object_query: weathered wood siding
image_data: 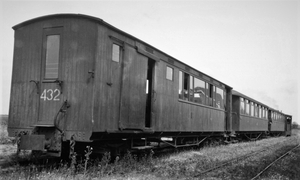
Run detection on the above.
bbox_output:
[231,96,240,131]
[271,118,285,132]
[154,62,226,132]
[9,22,42,131]
[59,18,96,134]
[9,14,231,139]
[239,116,268,131]
[9,17,97,138]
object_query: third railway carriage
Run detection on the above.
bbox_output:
[8,14,233,156]
[231,90,270,139]
[268,108,287,136]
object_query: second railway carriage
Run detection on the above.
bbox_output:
[231,90,269,139]
[8,14,233,156]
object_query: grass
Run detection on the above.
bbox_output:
[0,115,14,144]
[1,123,299,179]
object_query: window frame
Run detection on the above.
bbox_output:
[112,43,122,63]
[193,77,206,105]
[240,98,245,114]
[166,66,174,81]
[42,27,63,80]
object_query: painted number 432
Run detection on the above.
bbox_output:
[40,89,61,101]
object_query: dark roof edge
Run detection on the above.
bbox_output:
[232,90,286,114]
[12,13,103,30]
[232,90,269,107]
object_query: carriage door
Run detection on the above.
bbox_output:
[38,27,64,125]
[120,45,155,130]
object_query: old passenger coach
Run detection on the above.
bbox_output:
[8,14,291,156]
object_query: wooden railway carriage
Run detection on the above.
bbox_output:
[231,90,269,139]
[8,14,232,156]
[268,108,286,136]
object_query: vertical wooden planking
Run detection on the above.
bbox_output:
[62,18,96,132]
[9,22,43,130]
[120,45,147,129]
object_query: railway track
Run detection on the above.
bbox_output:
[250,144,300,180]
[193,139,297,178]
[193,145,273,178]
[193,142,300,179]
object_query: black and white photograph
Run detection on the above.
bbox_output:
[0,0,299,179]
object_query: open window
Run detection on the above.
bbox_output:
[216,87,224,109]
[245,99,250,115]
[178,71,190,101]
[240,98,245,114]
[250,102,254,116]
[207,83,215,107]
[194,78,205,104]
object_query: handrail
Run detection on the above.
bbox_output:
[54,100,70,133]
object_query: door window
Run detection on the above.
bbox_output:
[45,35,60,79]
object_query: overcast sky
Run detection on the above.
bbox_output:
[1,0,299,124]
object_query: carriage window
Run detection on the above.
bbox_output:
[259,105,262,118]
[166,66,173,81]
[194,78,205,104]
[265,109,268,119]
[179,71,183,99]
[207,84,215,107]
[216,87,224,109]
[45,35,60,79]
[245,100,250,115]
[240,98,245,114]
[189,76,194,101]
[250,102,254,116]
[254,104,258,117]
[183,73,189,101]
[112,44,120,62]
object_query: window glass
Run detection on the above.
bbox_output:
[254,104,258,117]
[207,84,214,107]
[240,98,245,114]
[250,102,254,116]
[216,87,224,109]
[112,44,120,62]
[166,66,173,81]
[183,73,189,100]
[189,76,194,101]
[45,35,60,79]
[223,90,227,109]
[194,78,206,104]
[265,109,268,119]
[258,105,261,118]
[245,100,250,115]
[178,71,183,99]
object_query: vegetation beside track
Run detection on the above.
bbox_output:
[1,124,300,179]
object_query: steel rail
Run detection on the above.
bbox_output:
[193,146,274,177]
[193,141,286,178]
[251,144,300,180]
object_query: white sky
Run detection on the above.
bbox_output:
[0,0,299,124]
